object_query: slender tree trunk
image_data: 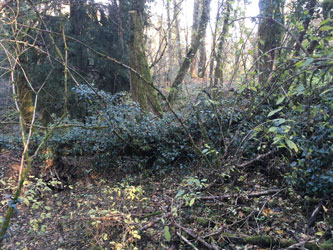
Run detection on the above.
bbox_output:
[214,0,231,87]
[129,10,162,116]
[209,0,224,86]
[166,0,173,85]
[113,0,125,55]
[189,0,200,77]
[173,0,182,65]
[198,37,207,78]
[168,0,211,103]
[199,0,211,79]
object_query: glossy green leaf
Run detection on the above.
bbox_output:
[189,198,195,206]
[276,96,285,105]
[286,139,298,153]
[320,25,333,31]
[268,107,283,117]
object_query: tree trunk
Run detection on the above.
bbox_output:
[198,0,210,79]
[198,37,207,78]
[209,0,224,87]
[166,0,173,85]
[189,0,200,77]
[257,0,284,86]
[173,0,182,65]
[17,73,34,131]
[168,0,211,103]
[129,10,162,117]
[214,0,231,87]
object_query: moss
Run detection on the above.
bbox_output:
[195,217,209,227]
[17,74,34,131]
[129,10,162,117]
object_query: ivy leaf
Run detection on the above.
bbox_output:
[164,226,171,242]
[296,84,305,95]
[273,118,286,125]
[176,189,185,198]
[320,19,330,26]
[303,58,314,68]
[295,60,304,68]
[268,107,283,117]
[269,127,277,132]
[320,26,333,31]
[189,198,195,207]
[276,96,285,105]
[286,139,298,153]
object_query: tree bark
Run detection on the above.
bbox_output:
[17,73,34,131]
[129,10,162,116]
[166,0,173,84]
[257,0,284,86]
[173,0,183,65]
[189,0,200,77]
[209,0,224,86]
[213,0,231,87]
[168,0,211,103]
[198,36,207,78]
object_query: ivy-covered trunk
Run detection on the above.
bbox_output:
[257,0,285,85]
[129,10,162,117]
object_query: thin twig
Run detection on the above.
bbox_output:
[236,151,275,168]
[0,0,14,11]
[140,212,172,231]
[200,189,281,201]
[176,231,199,250]
[256,189,283,219]
[173,221,219,250]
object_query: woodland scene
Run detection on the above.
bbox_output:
[0,0,332,249]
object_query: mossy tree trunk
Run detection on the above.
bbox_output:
[17,73,34,132]
[213,0,231,87]
[129,10,162,117]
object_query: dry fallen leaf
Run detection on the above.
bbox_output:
[276,229,283,235]
[263,208,273,217]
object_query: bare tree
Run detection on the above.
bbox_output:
[189,0,200,77]
[168,0,211,103]
[214,0,231,87]
[209,0,224,86]
[173,0,183,65]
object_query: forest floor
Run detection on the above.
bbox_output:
[0,150,332,250]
